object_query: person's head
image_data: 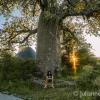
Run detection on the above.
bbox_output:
[47,71,52,75]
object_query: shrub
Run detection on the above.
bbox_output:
[0,52,36,81]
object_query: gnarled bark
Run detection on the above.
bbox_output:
[37,11,61,75]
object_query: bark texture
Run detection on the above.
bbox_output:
[37,11,61,75]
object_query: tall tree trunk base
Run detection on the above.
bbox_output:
[37,12,61,75]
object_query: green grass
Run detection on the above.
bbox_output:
[0,65,100,100]
[0,79,98,100]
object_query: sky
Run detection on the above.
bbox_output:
[85,35,100,57]
[0,15,5,29]
[0,11,100,57]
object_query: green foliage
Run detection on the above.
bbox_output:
[77,47,96,70]
[0,52,99,100]
[0,52,36,81]
[74,65,100,92]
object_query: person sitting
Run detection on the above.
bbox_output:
[44,71,54,88]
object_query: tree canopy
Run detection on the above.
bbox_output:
[0,0,100,54]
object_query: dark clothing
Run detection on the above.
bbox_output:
[47,73,52,78]
[47,72,52,82]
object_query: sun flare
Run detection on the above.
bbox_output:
[70,47,79,73]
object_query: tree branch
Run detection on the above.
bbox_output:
[59,0,100,20]
[0,28,37,42]
[20,30,37,43]
[11,28,37,44]
[37,0,48,11]
[61,25,79,43]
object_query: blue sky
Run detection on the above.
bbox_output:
[0,15,5,29]
[0,7,21,29]
[11,7,22,17]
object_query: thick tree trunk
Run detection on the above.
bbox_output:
[37,11,61,75]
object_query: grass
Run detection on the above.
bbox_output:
[0,78,98,100]
[0,65,100,100]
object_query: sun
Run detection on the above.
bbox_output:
[70,47,79,73]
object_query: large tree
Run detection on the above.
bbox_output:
[0,0,100,75]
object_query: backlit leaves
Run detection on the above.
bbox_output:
[74,1,86,13]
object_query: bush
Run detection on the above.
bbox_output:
[0,52,36,81]
[76,65,99,91]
